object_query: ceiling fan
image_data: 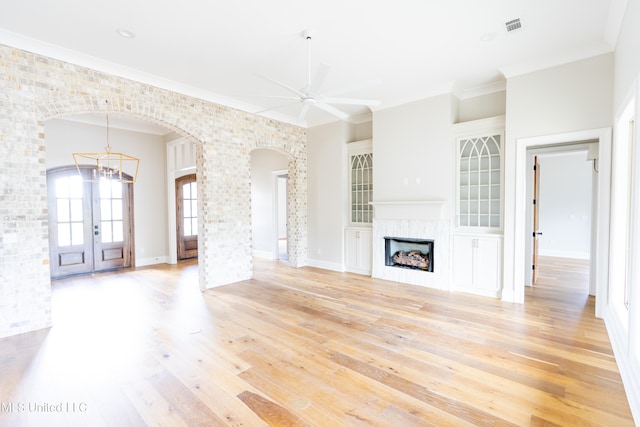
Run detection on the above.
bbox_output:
[256,30,381,123]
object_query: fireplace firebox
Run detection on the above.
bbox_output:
[384,237,434,272]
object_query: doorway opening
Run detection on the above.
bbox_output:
[176,174,198,260]
[249,149,290,261]
[47,165,134,278]
[527,146,595,293]
[512,128,611,317]
[275,171,288,261]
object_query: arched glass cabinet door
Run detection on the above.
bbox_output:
[457,134,502,229]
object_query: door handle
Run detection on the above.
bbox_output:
[533,231,543,237]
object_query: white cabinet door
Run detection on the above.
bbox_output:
[452,236,474,289]
[345,228,372,275]
[474,237,502,293]
[452,234,502,297]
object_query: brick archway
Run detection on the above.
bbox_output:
[0,45,306,338]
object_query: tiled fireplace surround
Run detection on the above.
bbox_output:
[371,201,451,290]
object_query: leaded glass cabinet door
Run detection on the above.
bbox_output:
[457,134,502,229]
[350,152,373,224]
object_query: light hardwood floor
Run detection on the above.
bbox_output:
[0,257,634,426]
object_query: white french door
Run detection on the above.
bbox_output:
[47,166,133,278]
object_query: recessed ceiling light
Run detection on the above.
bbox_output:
[480,32,497,42]
[116,28,136,39]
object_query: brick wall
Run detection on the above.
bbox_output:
[0,45,307,338]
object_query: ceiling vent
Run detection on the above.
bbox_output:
[505,18,522,33]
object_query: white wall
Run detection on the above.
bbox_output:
[373,94,454,211]
[250,149,288,259]
[306,121,353,270]
[503,53,614,303]
[537,151,593,259]
[609,0,640,421]
[614,0,640,109]
[458,91,506,123]
[44,118,168,265]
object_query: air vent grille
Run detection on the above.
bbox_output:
[505,18,522,32]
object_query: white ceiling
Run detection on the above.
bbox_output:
[0,0,629,130]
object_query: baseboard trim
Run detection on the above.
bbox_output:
[306,258,343,272]
[604,309,640,425]
[136,256,170,267]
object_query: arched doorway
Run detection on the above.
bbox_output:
[0,45,307,338]
[250,148,292,261]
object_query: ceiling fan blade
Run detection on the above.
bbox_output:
[314,102,349,120]
[322,97,381,107]
[257,74,306,98]
[308,63,330,94]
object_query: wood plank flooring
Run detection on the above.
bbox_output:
[0,257,634,426]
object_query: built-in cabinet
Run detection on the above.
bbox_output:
[452,234,503,297]
[345,227,372,275]
[452,116,504,297]
[345,139,373,274]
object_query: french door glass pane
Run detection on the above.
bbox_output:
[112,199,123,221]
[100,178,111,198]
[99,178,124,243]
[101,221,113,243]
[184,199,191,217]
[112,221,124,242]
[70,199,83,222]
[181,181,197,236]
[101,200,112,220]
[56,178,69,198]
[183,182,191,199]
[111,180,122,198]
[57,199,70,222]
[58,223,70,246]
[71,223,84,245]
[55,176,84,247]
[69,176,83,198]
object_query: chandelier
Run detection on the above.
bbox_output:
[72,114,140,183]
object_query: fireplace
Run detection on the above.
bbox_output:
[384,237,434,272]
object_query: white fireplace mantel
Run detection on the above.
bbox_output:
[370,200,448,221]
